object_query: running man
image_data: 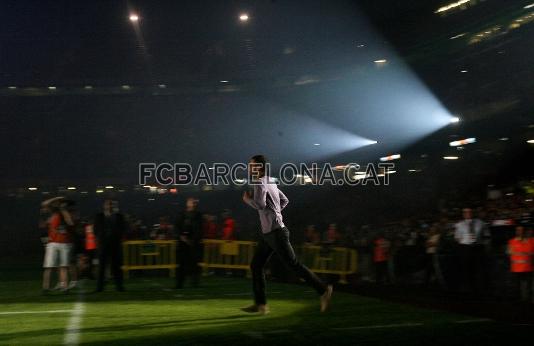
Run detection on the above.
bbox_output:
[241,155,333,315]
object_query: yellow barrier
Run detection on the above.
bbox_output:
[122,240,176,278]
[201,239,256,277]
[122,240,357,283]
[298,245,358,284]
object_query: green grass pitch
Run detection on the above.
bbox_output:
[0,264,531,345]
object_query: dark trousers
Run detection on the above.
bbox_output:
[97,242,123,291]
[459,244,484,293]
[251,228,327,305]
[513,272,533,302]
[176,241,200,288]
[83,249,96,279]
[375,261,388,284]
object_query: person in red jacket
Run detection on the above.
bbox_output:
[373,233,390,285]
[507,225,533,302]
[84,222,97,279]
[221,210,236,240]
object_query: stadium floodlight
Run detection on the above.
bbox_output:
[449,137,476,147]
[28,187,38,191]
[450,33,466,40]
[443,156,459,160]
[450,116,460,123]
[380,154,401,162]
[239,13,249,22]
[67,186,77,190]
[129,14,139,22]
[435,0,471,14]
[525,3,534,9]
[527,139,534,144]
[105,186,114,189]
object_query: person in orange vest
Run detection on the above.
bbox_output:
[221,210,236,240]
[507,225,533,302]
[374,232,390,285]
[84,222,97,279]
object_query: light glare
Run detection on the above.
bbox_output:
[449,137,476,147]
[380,154,401,162]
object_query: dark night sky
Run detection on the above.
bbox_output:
[1,0,533,183]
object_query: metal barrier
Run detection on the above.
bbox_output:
[122,240,357,283]
[298,245,358,284]
[122,240,176,278]
[201,239,256,276]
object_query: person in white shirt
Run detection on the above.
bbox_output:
[454,208,486,245]
[454,208,489,293]
[241,155,333,315]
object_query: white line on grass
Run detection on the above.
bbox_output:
[63,302,85,345]
[63,283,85,346]
[332,322,424,330]
[0,310,73,315]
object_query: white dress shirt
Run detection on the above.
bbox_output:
[454,219,486,245]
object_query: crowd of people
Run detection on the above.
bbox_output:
[38,188,534,303]
[332,193,534,304]
[39,196,236,294]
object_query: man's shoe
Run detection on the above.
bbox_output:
[241,304,269,315]
[241,304,259,313]
[258,305,270,315]
[320,285,333,313]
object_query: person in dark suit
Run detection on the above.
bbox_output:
[94,199,126,292]
[175,197,203,288]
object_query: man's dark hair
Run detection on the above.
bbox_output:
[250,154,269,176]
[251,154,268,166]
